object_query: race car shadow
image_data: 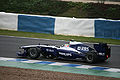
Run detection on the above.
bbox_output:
[17,56,110,66]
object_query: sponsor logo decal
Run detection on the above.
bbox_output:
[77,46,89,51]
[59,52,72,56]
[98,53,105,56]
[46,49,54,52]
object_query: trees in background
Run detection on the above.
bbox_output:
[0,0,119,19]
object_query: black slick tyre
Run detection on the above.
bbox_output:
[28,48,40,59]
[86,52,97,63]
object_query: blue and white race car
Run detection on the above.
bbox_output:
[17,41,111,63]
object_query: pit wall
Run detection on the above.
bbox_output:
[0,12,120,39]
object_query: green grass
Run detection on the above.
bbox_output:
[0,29,120,45]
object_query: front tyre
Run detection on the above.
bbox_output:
[86,52,97,63]
[28,48,40,59]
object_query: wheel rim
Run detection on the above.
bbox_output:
[87,55,93,61]
[30,49,37,57]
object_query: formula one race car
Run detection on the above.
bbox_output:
[17,40,111,63]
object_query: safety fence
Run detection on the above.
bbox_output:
[0,12,120,39]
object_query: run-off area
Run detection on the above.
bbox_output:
[0,57,120,79]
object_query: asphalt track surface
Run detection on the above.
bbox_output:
[0,35,120,69]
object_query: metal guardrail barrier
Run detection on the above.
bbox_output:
[61,0,120,5]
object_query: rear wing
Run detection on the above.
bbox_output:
[94,43,111,58]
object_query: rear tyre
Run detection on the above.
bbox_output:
[28,48,40,59]
[86,52,97,63]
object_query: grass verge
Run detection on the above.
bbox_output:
[0,29,120,45]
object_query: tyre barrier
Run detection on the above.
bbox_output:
[0,12,120,39]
